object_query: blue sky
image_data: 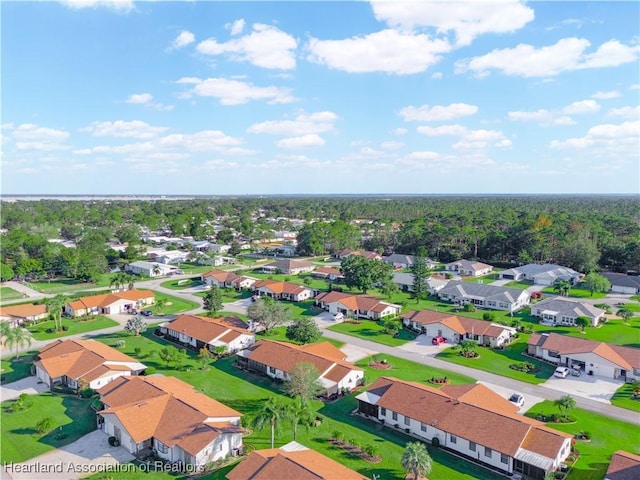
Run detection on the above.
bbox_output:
[2,1,639,194]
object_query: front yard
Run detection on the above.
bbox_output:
[328,319,417,347]
[26,276,115,294]
[541,284,606,299]
[524,401,640,480]
[149,290,200,315]
[610,383,640,412]
[1,353,37,384]
[27,315,119,341]
[0,286,24,301]
[160,277,202,290]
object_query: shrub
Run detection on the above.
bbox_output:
[463,303,476,312]
[145,366,156,375]
[431,436,440,448]
[114,340,126,348]
[134,347,142,357]
[62,325,69,331]
[482,312,496,321]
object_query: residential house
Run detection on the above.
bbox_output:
[64,290,155,317]
[605,451,640,480]
[527,333,640,380]
[438,281,531,312]
[356,377,573,480]
[161,314,255,354]
[252,280,314,302]
[209,244,232,254]
[315,291,401,320]
[335,249,382,261]
[383,253,437,270]
[311,266,344,281]
[392,272,449,294]
[236,340,364,397]
[125,261,179,277]
[602,273,640,295]
[226,442,368,480]
[530,297,605,327]
[201,270,257,290]
[97,375,243,467]
[402,310,516,347]
[260,259,315,275]
[445,259,494,277]
[0,303,48,327]
[34,339,146,390]
[499,264,582,286]
[151,250,190,265]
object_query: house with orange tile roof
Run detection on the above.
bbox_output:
[527,333,640,380]
[160,314,255,354]
[226,441,368,480]
[63,289,155,317]
[311,266,344,281]
[402,309,516,347]
[260,258,315,275]
[236,340,364,397]
[97,375,243,467]
[252,279,314,302]
[605,450,640,480]
[335,249,382,261]
[0,303,48,327]
[315,291,401,320]
[34,339,146,390]
[356,377,572,480]
[201,269,258,290]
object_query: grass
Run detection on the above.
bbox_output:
[524,401,640,480]
[194,288,252,303]
[610,383,640,412]
[541,285,606,299]
[251,326,345,348]
[328,320,417,347]
[0,286,24,301]
[160,277,203,290]
[1,352,37,383]
[26,275,115,294]
[177,263,224,274]
[620,302,640,313]
[238,271,331,291]
[27,315,119,341]
[519,316,640,347]
[150,290,200,315]
[0,392,97,463]
[436,337,556,384]
[461,273,501,284]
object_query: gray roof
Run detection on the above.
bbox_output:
[501,263,580,279]
[439,281,530,303]
[602,273,640,289]
[383,253,416,265]
[393,273,448,290]
[533,297,604,319]
[446,259,492,271]
[265,258,315,270]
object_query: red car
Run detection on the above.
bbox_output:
[432,336,447,345]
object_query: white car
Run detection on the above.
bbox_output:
[554,366,570,378]
[333,312,345,321]
[509,393,525,407]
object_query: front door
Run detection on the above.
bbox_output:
[114,426,121,442]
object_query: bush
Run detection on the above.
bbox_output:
[114,340,126,348]
[431,436,440,448]
[144,366,156,375]
[463,303,476,312]
[482,312,496,321]
[62,325,69,331]
[134,347,142,357]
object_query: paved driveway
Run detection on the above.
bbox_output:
[2,430,135,480]
[1,376,48,401]
[398,334,454,357]
[541,374,623,404]
[340,343,378,363]
[477,381,545,414]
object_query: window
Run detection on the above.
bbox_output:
[469,441,476,452]
[501,453,509,464]
[380,407,386,416]
[156,440,168,454]
[421,423,427,432]
[449,434,457,444]
[268,366,276,374]
[404,416,410,426]
[484,447,492,458]
[392,412,398,421]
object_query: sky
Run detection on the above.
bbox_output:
[2,0,639,195]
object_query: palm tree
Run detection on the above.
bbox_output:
[0,322,11,345]
[4,326,33,359]
[125,273,137,291]
[45,294,66,332]
[553,280,571,297]
[285,398,315,441]
[402,441,433,480]
[459,340,478,358]
[154,298,168,315]
[251,397,286,448]
[152,264,161,277]
[554,394,576,420]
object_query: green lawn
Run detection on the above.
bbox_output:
[150,290,200,315]
[461,273,501,284]
[524,401,640,480]
[519,316,640,347]
[243,271,331,291]
[436,337,556,384]
[610,383,640,412]
[27,315,119,341]
[328,320,417,347]
[0,392,97,463]
[504,280,535,290]
[620,302,640,313]
[160,277,203,290]
[1,352,36,384]
[541,285,606,299]
[26,275,115,294]
[194,288,251,303]
[0,286,24,301]
[177,263,222,274]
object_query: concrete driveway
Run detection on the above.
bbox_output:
[541,374,623,404]
[2,430,135,480]
[1,376,48,401]
[477,381,545,414]
[340,343,378,363]
[398,334,454,357]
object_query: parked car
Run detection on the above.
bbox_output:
[141,309,153,317]
[432,336,447,345]
[571,365,582,377]
[554,366,570,378]
[130,308,138,315]
[333,312,345,321]
[509,393,525,407]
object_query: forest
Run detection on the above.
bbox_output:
[1,195,639,282]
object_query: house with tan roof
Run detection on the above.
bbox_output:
[236,340,364,397]
[97,375,243,468]
[527,333,640,380]
[201,269,258,290]
[606,451,640,480]
[64,289,155,317]
[402,310,516,347]
[34,339,146,390]
[530,297,605,327]
[315,291,401,320]
[260,259,315,275]
[160,314,255,354]
[311,266,344,281]
[252,279,314,302]
[445,259,493,277]
[226,441,367,480]
[438,281,531,312]
[335,249,382,261]
[0,303,48,327]
[356,377,572,480]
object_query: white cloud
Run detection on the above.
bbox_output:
[453,129,511,150]
[550,120,640,149]
[562,99,600,114]
[248,111,338,135]
[12,124,70,151]
[456,38,639,78]
[169,30,195,50]
[59,0,134,12]
[392,128,408,136]
[307,29,451,75]
[124,93,173,111]
[381,141,404,150]
[508,110,576,126]
[399,103,478,122]
[176,77,295,105]
[591,90,620,100]
[431,72,443,79]
[197,23,297,70]
[630,84,640,90]
[81,120,169,139]
[276,134,325,149]
[606,106,640,119]
[226,19,246,36]
[417,124,467,136]
[371,0,534,47]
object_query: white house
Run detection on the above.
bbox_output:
[252,280,314,302]
[438,281,531,312]
[392,272,449,294]
[152,250,190,265]
[161,314,255,354]
[602,273,640,294]
[63,290,155,317]
[499,264,582,286]
[530,297,605,327]
[201,270,257,290]
[125,261,179,277]
[315,291,401,320]
[382,253,438,270]
[0,303,48,327]
[445,259,493,277]
[260,258,315,275]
